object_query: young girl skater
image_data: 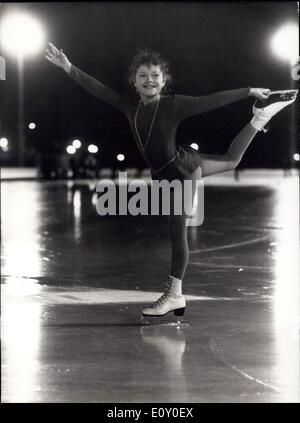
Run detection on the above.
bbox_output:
[45,43,297,323]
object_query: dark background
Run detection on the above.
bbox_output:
[0,1,299,170]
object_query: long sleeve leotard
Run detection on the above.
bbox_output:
[68,65,250,179]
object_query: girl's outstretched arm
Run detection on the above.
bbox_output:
[175,87,270,122]
[45,42,125,113]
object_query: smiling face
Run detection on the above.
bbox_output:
[134,64,166,103]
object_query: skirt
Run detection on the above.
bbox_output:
[151,145,203,182]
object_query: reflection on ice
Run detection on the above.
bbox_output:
[1,182,43,277]
[2,299,42,402]
[273,175,300,401]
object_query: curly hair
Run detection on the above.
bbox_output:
[128,48,172,94]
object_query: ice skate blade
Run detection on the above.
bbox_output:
[254,90,298,110]
[269,89,298,95]
[163,320,189,328]
[140,315,189,327]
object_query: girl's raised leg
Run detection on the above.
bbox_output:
[199,89,299,177]
[199,123,258,177]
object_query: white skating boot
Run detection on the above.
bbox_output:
[251,89,298,133]
[141,275,186,325]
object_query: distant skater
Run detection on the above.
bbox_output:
[45,43,298,323]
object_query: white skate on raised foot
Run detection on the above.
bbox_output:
[252,89,298,133]
[141,276,189,327]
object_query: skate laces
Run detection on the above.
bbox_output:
[150,279,173,309]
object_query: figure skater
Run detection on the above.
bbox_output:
[45,43,297,323]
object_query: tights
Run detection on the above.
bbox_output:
[169,212,190,280]
[169,123,257,280]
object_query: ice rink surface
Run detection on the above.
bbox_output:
[1,173,299,402]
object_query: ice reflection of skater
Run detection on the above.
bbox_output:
[140,325,188,401]
[45,43,297,322]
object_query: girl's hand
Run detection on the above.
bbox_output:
[249,88,271,99]
[45,42,72,73]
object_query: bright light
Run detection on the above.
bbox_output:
[88,144,98,154]
[117,154,125,162]
[28,123,36,130]
[66,145,76,155]
[72,139,81,149]
[271,23,299,64]
[0,12,45,58]
[190,143,199,151]
[293,153,300,162]
[0,137,8,148]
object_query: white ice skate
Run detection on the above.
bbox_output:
[251,89,298,133]
[141,276,187,325]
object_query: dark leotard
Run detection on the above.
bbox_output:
[69,65,250,181]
